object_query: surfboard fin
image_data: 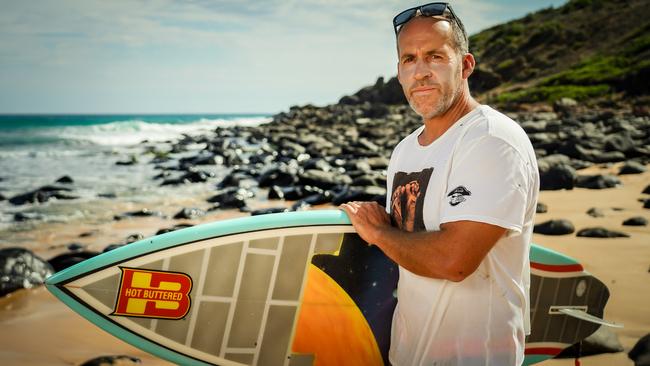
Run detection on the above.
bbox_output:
[557,308,623,328]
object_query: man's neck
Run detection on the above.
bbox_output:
[417,89,479,146]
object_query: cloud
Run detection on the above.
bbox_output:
[0,0,566,113]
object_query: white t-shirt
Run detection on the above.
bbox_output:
[386,105,539,366]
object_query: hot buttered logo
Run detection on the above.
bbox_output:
[113,267,192,319]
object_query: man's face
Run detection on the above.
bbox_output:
[396,17,463,120]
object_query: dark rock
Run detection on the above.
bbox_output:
[268,185,305,200]
[586,207,605,218]
[103,244,124,253]
[14,212,43,222]
[115,156,138,166]
[300,192,333,206]
[298,169,353,190]
[125,234,144,244]
[646,199,650,209]
[291,200,311,211]
[55,175,74,184]
[0,248,54,296]
[338,76,406,105]
[604,133,636,154]
[173,208,206,220]
[576,227,630,238]
[629,333,650,366]
[80,355,141,366]
[332,186,387,206]
[533,219,575,235]
[98,192,117,199]
[623,216,648,226]
[161,169,215,185]
[67,243,84,251]
[0,193,5,201]
[536,202,548,213]
[79,231,95,238]
[575,174,621,189]
[48,251,99,272]
[557,326,623,358]
[113,209,164,221]
[643,185,650,195]
[155,223,194,235]
[258,166,298,188]
[207,187,254,209]
[251,207,289,216]
[539,164,577,190]
[9,185,78,205]
[619,161,647,175]
[216,172,250,189]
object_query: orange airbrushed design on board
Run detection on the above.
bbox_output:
[292,265,383,366]
[113,267,192,319]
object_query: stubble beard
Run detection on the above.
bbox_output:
[408,79,462,121]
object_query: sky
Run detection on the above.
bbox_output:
[0,0,568,114]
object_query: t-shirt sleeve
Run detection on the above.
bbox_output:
[440,135,530,234]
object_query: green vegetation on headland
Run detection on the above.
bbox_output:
[468,0,650,106]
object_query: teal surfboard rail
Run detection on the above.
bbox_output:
[45,209,583,366]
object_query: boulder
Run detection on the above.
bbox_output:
[114,209,164,220]
[298,169,353,190]
[539,164,577,190]
[619,161,647,175]
[629,333,650,366]
[125,234,144,244]
[0,248,54,296]
[586,207,605,218]
[575,175,621,189]
[9,185,78,205]
[207,188,254,209]
[623,216,648,226]
[48,251,99,272]
[332,186,387,206]
[536,202,548,213]
[55,175,74,184]
[643,185,650,195]
[173,208,206,220]
[80,355,141,366]
[258,166,298,188]
[155,223,194,235]
[576,227,630,238]
[251,207,290,216]
[533,219,575,235]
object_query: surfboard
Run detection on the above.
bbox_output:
[45,210,618,366]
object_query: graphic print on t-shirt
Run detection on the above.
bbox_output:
[390,168,433,232]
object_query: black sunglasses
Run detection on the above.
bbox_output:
[392,2,465,36]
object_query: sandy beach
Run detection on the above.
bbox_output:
[0,162,647,365]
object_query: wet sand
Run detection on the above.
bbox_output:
[0,164,648,365]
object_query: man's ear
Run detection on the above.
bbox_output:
[461,53,476,80]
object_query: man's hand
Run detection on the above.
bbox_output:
[339,201,392,246]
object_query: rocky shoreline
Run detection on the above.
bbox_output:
[1,91,650,364]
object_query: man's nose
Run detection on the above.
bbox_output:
[414,58,431,81]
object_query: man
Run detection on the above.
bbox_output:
[340,3,540,365]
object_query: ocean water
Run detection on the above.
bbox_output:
[0,114,271,230]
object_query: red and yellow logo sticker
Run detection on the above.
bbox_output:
[113,267,192,319]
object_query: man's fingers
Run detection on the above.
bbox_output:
[339,203,357,215]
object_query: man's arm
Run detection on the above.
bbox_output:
[340,201,506,282]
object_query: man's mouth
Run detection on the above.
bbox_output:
[410,86,437,96]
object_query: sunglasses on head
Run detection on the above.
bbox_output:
[392,2,464,36]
